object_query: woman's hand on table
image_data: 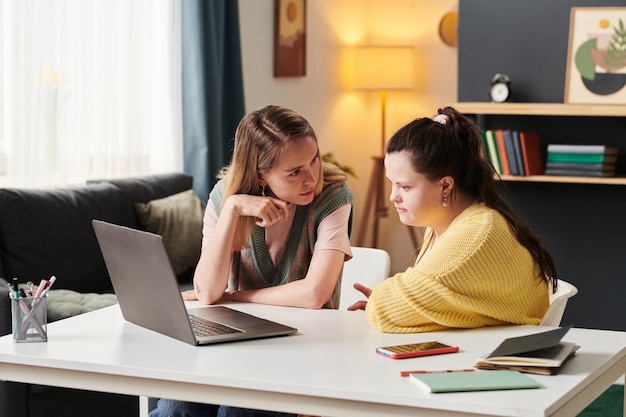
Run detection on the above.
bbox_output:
[346,283,371,311]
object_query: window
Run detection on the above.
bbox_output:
[0,0,182,188]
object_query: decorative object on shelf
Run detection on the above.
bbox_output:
[565,7,626,104]
[489,73,511,103]
[274,0,306,77]
[438,11,458,47]
[352,46,416,249]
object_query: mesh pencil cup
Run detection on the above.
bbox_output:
[11,296,48,342]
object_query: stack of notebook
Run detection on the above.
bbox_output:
[545,144,618,177]
[475,325,579,375]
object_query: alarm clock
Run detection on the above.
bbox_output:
[489,73,511,103]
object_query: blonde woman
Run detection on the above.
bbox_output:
[152,105,353,417]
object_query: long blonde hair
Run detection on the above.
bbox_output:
[221,105,347,248]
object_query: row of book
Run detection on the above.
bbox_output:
[545,144,618,177]
[482,130,543,176]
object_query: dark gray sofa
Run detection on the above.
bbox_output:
[0,172,202,417]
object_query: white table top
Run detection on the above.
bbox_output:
[0,302,624,417]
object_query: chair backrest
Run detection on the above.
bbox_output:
[540,279,578,326]
[339,247,391,310]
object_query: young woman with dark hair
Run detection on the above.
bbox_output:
[349,106,557,334]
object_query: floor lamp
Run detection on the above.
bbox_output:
[352,46,416,249]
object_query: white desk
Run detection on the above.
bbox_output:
[0,302,624,417]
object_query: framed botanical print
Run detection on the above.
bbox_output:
[565,7,626,104]
[273,0,306,77]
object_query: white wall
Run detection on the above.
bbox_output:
[238,0,458,272]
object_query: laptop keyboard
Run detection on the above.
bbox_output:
[189,314,243,337]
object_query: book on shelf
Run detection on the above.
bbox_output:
[519,131,544,175]
[484,130,502,174]
[494,129,511,175]
[475,326,579,375]
[503,129,519,175]
[409,370,541,393]
[545,162,616,171]
[546,152,618,164]
[546,144,619,155]
[487,129,546,177]
[512,130,526,175]
[544,168,615,177]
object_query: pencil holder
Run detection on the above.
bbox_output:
[11,296,48,342]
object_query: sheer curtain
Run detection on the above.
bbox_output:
[0,0,182,188]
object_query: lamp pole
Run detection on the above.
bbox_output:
[356,91,420,250]
[352,46,419,249]
[356,91,388,248]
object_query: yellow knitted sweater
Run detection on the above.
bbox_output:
[366,203,549,333]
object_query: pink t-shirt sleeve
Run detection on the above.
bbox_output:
[314,203,353,260]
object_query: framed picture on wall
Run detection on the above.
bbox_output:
[273,0,306,77]
[565,7,626,104]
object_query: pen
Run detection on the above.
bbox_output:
[33,279,49,298]
[38,276,56,298]
[12,278,20,299]
[28,276,56,315]
[400,369,475,377]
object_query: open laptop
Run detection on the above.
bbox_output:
[92,219,297,345]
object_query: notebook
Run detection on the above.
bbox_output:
[410,370,541,393]
[92,220,298,346]
[475,325,579,375]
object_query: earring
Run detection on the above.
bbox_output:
[443,195,448,207]
[261,185,266,197]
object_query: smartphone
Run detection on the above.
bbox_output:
[376,341,459,359]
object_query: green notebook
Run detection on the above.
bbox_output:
[410,370,541,393]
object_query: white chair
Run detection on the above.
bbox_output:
[540,279,578,326]
[339,247,391,310]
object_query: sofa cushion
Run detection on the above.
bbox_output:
[134,190,205,276]
[46,289,118,322]
[88,173,194,229]
[0,183,125,293]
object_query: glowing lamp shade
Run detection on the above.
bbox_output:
[353,47,414,91]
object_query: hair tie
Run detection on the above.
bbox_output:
[433,114,449,125]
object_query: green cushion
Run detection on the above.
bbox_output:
[46,289,118,322]
[133,189,205,276]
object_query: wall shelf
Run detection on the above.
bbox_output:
[449,102,626,185]
[449,102,626,117]
[497,174,626,185]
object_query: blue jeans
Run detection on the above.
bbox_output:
[149,399,297,417]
